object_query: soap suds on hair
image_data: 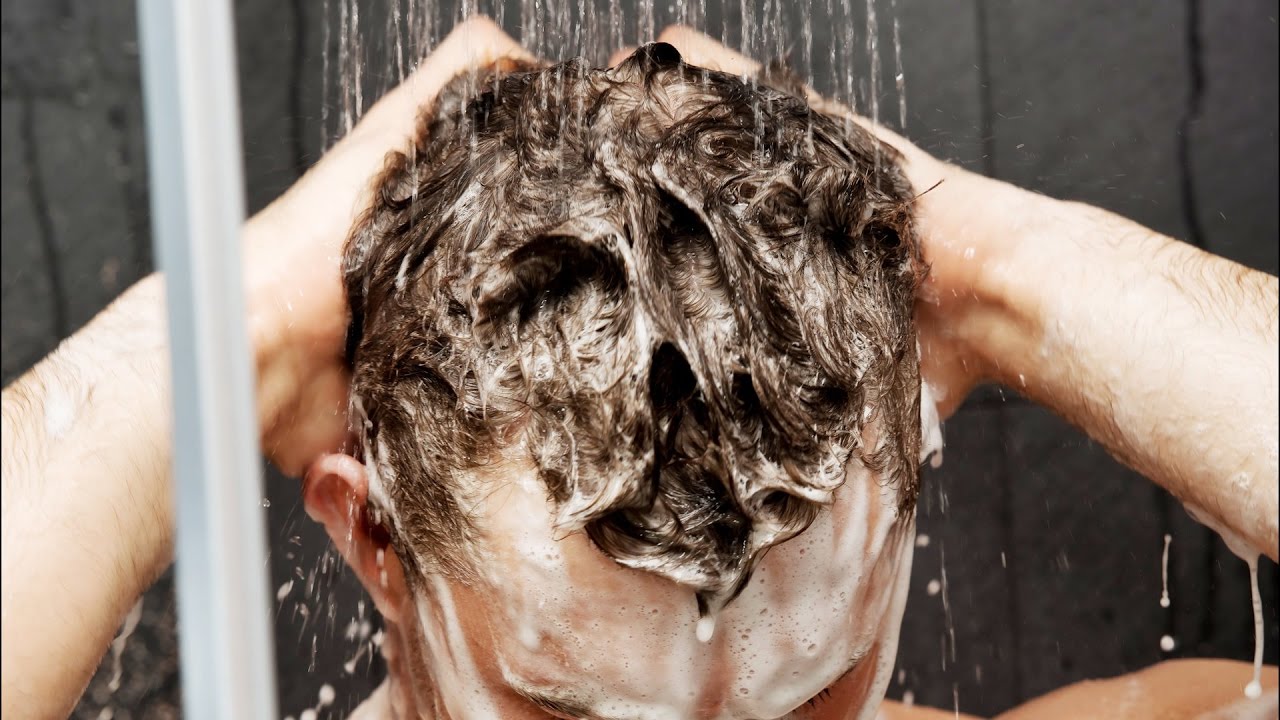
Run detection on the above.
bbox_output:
[343,44,931,719]
[344,44,926,616]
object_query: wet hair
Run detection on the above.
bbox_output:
[344,43,924,614]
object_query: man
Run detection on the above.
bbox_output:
[320,41,936,718]
[1,18,1275,720]
[310,35,1276,719]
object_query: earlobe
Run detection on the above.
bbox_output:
[302,453,406,623]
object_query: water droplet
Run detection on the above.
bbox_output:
[1246,554,1265,699]
[1160,534,1172,608]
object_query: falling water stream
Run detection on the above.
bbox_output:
[317,0,909,146]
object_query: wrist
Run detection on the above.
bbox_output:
[910,165,1058,395]
[241,212,308,448]
[241,210,352,475]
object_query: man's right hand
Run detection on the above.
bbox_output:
[245,16,534,477]
[647,25,1011,420]
[654,26,1279,561]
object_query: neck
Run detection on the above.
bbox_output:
[378,621,426,719]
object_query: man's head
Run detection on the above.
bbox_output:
[307,44,929,718]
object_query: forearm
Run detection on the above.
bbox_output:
[966,194,1279,560]
[1,276,172,718]
[0,240,323,716]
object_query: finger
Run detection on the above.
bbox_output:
[276,17,532,226]
[656,25,836,111]
[354,16,534,140]
[269,362,353,477]
[656,25,760,76]
[673,26,941,180]
[608,45,637,68]
[916,340,964,421]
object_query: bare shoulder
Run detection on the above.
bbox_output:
[347,681,393,720]
[994,659,1277,720]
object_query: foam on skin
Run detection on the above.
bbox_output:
[401,417,919,719]
[919,379,944,468]
[715,450,914,718]
[42,382,84,440]
[1184,501,1268,699]
[410,576,502,719]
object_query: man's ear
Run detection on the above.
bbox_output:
[303,453,408,624]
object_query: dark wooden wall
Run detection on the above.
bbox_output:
[1,1,1275,718]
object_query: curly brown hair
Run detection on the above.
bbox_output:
[343,43,924,615]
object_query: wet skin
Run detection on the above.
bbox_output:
[389,453,916,720]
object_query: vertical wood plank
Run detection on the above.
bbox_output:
[31,97,139,331]
[235,0,305,215]
[1,99,61,383]
[892,406,1021,716]
[884,2,1023,715]
[983,2,1192,240]
[896,0,986,169]
[1001,406,1165,699]
[1187,0,1279,275]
